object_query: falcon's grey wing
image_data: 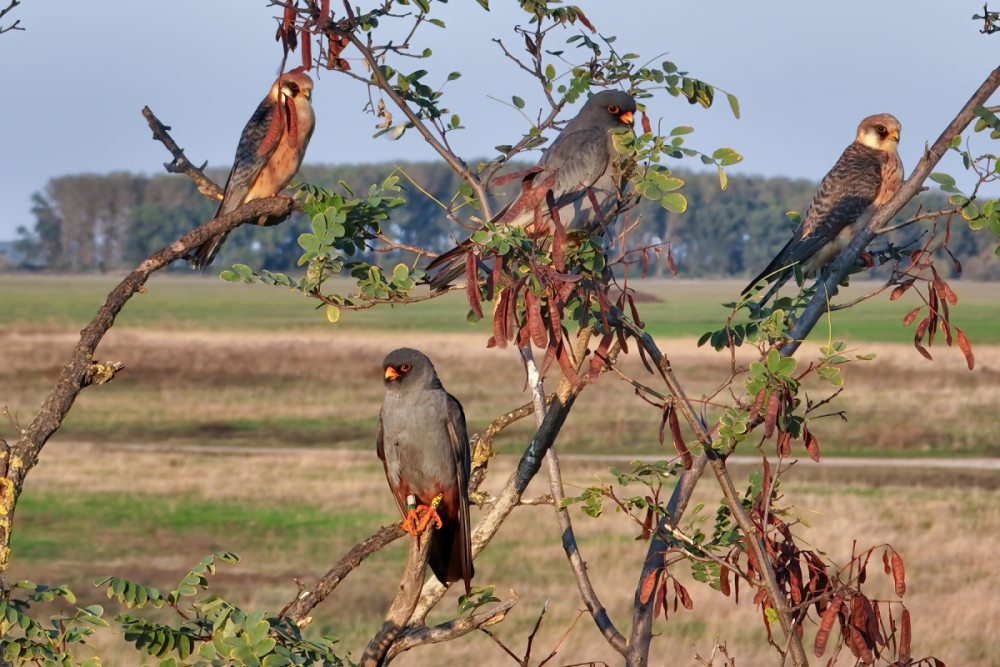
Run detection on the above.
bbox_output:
[444,392,473,589]
[498,126,616,231]
[376,411,407,517]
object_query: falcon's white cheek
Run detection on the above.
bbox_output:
[857,131,881,150]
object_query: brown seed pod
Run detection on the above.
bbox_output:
[668,406,692,469]
[764,388,780,439]
[814,594,842,657]
[899,608,911,663]
[465,252,483,319]
[891,551,906,596]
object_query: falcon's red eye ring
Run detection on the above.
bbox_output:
[607,105,620,115]
[400,364,412,372]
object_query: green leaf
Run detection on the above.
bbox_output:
[447,72,461,81]
[427,18,445,27]
[545,64,556,80]
[512,95,525,109]
[660,193,687,213]
[950,194,970,206]
[726,93,740,119]
[670,126,694,136]
[325,305,340,323]
[718,166,728,191]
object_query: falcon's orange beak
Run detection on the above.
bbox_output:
[385,367,400,381]
[620,111,634,126]
[888,129,900,142]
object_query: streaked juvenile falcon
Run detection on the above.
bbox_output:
[426,89,636,290]
[187,71,316,268]
[743,113,904,303]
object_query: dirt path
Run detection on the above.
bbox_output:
[79,441,1000,470]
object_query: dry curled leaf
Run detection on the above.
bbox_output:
[956,327,975,370]
[804,426,821,462]
[639,570,658,605]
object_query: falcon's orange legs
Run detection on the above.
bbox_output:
[401,494,444,536]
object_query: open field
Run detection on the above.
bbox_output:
[2,275,998,456]
[2,274,999,666]
[7,444,1000,667]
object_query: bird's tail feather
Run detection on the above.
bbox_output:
[425,241,472,292]
[186,232,229,270]
[428,523,474,594]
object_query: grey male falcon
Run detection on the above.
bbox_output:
[426,89,637,289]
[377,348,474,593]
[743,113,904,304]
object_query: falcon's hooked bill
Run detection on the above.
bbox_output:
[187,71,316,268]
[743,113,904,304]
[425,89,637,290]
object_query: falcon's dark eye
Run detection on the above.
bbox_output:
[607,105,620,115]
[876,124,887,135]
[400,364,412,373]
[288,82,299,94]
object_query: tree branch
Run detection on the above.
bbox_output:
[142,107,224,201]
[360,526,434,667]
[616,315,808,667]
[384,591,519,661]
[0,195,294,591]
[339,29,494,221]
[280,523,406,624]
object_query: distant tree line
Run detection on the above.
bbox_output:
[11,163,999,279]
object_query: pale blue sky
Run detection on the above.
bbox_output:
[1,1,997,239]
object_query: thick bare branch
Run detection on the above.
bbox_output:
[360,528,434,667]
[142,107,224,201]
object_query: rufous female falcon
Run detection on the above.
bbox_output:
[188,71,316,268]
[744,113,904,303]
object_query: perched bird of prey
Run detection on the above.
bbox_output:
[743,113,904,304]
[377,348,474,593]
[426,89,637,289]
[187,71,316,267]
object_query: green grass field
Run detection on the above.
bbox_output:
[4,273,1000,344]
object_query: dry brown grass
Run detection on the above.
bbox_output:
[8,443,999,667]
[3,327,999,456]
